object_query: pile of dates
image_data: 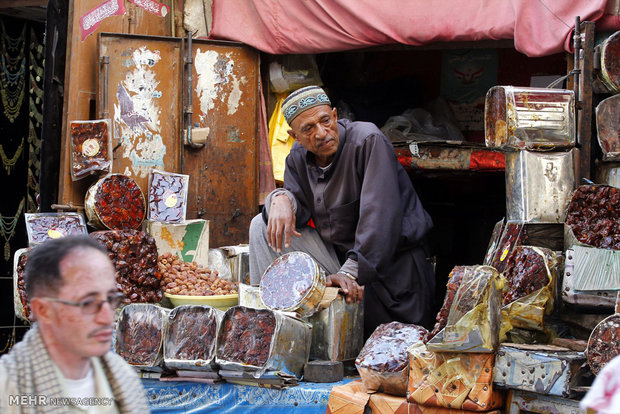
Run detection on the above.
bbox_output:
[159,253,238,296]
[587,314,620,375]
[260,251,318,310]
[116,305,165,366]
[218,307,275,367]
[88,174,145,230]
[15,250,30,320]
[90,230,163,303]
[356,322,429,372]
[429,266,466,340]
[166,306,218,362]
[566,185,620,249]
[503,246,554,305]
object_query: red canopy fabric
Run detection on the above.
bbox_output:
[209,0,614,57]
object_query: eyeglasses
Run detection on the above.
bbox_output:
[40,292,125,315]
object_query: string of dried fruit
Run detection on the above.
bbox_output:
[166,306,218,362]
[159,253,238,296]
[15,250,30,320]
[91,230,163,303]
[428,266,466,340]
[116,305,165,366]
[503,246,553,305]
[86,174,145,230]
[148,170,188,223]
[566,185,620,250]
[218,307,275,367]
[70,120,111,179]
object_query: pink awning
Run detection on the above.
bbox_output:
[208,0,616,57]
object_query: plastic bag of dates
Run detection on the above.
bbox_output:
[355,322,428,396]
[90,230,163,303]
[115,304,169,369]
[565,184,620,250]
[148,169,189,223]
[13,248,31,322]
[163,305,223,371]
[70,119,112,181]
[215,306,311,378]
[428,266,467,341]
[85,173,146,230]
[427,266,503,353]
[501,246,558,333]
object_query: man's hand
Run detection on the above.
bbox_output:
[326,273,364,304]
[267,194,301,253]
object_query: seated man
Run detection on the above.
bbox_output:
[0,235,149,413]
[250,85,435,337]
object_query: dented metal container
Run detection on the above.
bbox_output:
[600,30,620,94]
[562,248,616,309]
[215,306,311,378]
[493,343,586,397]
[485,86,575,150]
[506,389,585,414]
[505,149,578,223]
[596,95,620,161]
[595,161,620,188]
[308,295,364,361]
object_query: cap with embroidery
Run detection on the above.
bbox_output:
[281,85,331,125]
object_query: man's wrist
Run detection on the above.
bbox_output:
[338,271,356,281]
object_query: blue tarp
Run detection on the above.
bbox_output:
[144,378,353,413]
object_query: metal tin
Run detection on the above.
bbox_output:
[595,161,620,188]
[587,313,620,375]
[260,251,326,317]
[24,212,87,246]
[163,305,223,371]
[596,95,620,161]
[506,389,585,414]
[115,304,169,370]
[215,306,311,378]
[493,343,586,397]
[13,248,30,322]
[562,248,616,309]
[485,86,575,150]
[238,283,267,309]
[308,295,364,361]
[600,30,620,94]
[505,149,577,223]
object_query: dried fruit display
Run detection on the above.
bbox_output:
[25,213,87,245]
[260,251,325,315]
[165,306,219,364]
[148,170,189,223]
[596,95,620,159]
[503,246,553,305]
[488,222,524,274]
[70,119,111,180]
[356,322,429,396]
[90,230,163,303]
[217,307,276,367]
[116,304,166,366]
[587,314,620,375]
[159,253,238,296]
[429,266,466,340]
[85,174,145,230]
[15,249,30,321]
[357,322,428,372]
[566,185,620,250]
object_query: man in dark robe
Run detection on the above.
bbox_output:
[249,85,435,337]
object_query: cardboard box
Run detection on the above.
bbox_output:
[144,219,209,266]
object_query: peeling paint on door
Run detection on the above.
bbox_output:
[113,46,166,177]
[194,49,243,120]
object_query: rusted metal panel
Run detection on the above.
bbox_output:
[58,0,175,208]
[506,389,585,414]
[183,39,259,247]
[97,33,182,193]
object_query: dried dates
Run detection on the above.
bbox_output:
[218,307,276,367]
[159,253,238,296]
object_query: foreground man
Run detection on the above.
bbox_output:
[0,235,149,413]
[250,85,435,337]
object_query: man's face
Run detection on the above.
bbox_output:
[288,105,339,167]
[45,248,118,359]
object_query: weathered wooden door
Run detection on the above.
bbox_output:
[184,39,260,247]
[98,33,182,191]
